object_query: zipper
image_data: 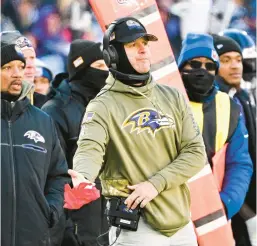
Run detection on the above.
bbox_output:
[74,223,78,235]
[8,121,16,246]
[48,231,51,245]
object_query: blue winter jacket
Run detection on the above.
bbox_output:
[220,115,253,219]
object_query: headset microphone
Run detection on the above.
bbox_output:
[109,68,150,83]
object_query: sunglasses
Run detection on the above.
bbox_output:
[187,60,216,71]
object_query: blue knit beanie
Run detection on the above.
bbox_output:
[178,33,220,70]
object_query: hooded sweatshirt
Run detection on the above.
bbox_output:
[73,73,206,236]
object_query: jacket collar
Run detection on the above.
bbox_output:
[47,78,99,107]
[1,81,33,121]
[1,97,30,121]
[215,75,236,94]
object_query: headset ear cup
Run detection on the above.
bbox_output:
[109,45,119,66]
[103,49,111,67]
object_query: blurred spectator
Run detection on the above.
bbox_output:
[1,14,16,32]
[1,0,22,31]
[35,58,53,95]
[170,0,212,38]
[208,0,237,34]
[1,30,48,108]
[157,0,182,60]
[30,5,70,57]
[19,37,37,83]
[229,0,256,43]
[2,0,39,32]
[70,1,92,34]
[67,0,103,42]
[28,4,71,75]
[17,0,39,32]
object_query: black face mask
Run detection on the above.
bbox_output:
[79,67,109,90]
[182,68,215,95]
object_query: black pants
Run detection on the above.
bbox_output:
[62,183,109,246]
[232,214,251,246]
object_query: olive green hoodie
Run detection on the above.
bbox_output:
[73,73,206,236]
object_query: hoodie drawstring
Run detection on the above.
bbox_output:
[129,86,175,126]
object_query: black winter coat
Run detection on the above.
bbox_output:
[1,87,69,246]
[42,77,109,246]
[42,80,89,169]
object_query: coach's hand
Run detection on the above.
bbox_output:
[68,169,94,188]
[125,181,158,210]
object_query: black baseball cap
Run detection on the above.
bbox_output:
[112,19,158,43]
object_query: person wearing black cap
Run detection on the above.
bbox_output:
[213,34,256,246]
[220,29,257,105]
[103,18,157,86]
[42,39,109,246]
[1,41,69,246]
[69,17,206,246]
[213,35,256,166]
[1,30,48,108]
[42,38,108,181]
[213,35,243,89]
[34,58,53,95]
[1,43,26,101]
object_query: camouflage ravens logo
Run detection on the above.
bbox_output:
[122,108,175,137]
[24,130,45,143]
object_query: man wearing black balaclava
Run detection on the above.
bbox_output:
[106,18,158,87]
[42,40,109,246]
[68,18,208,246]
[109,40,150,85]
[178,33,253,243]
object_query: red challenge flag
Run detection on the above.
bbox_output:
[64,182,100,210]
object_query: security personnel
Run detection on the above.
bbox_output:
[178,33,253,243]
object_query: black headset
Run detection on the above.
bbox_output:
[103,17,150,82]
